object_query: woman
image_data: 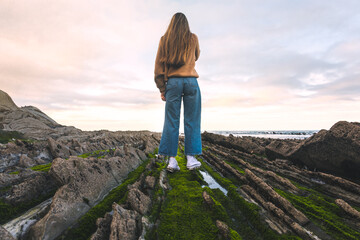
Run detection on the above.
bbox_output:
[154,12,202,172]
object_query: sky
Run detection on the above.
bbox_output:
[1,0,360,132]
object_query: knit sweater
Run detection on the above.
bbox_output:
[154,33,200,93]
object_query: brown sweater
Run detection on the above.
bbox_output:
[154,33,200,93]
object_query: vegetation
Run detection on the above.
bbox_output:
[30,163,52,172]
[77,149,113,159]
[199,156,300,240]
[145,146,300,240]
[0,189,56,224]
[155,153,220,239]
[0,130,25,144]
[275,185,360,240]
[62,158,151,240]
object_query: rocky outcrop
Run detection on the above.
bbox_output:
[245,169,309,225]
[202,131,268,155]
[28,146,147,240]
[90,212,113,240]
[216,220,230,239]
[126,188,151,215]
[0,225,15,240]
[265,139,299,161]
[110,203,141,240]
[288,121,360,180]
[4,172,56,205]
[0,90,18,112]
[335,198,360,219]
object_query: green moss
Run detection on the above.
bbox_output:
[198,155,300,240]
[155,149,220,240]
[208,152,245,174]
[77,149,111,159]
[30,163,52,172]
[275,187,360,240]
[9,170,20,174]
[0,130,25,144]
[230,228,242,240]
[147,147,158,159]
[0,186,12,193]
[62,158,151,240]
[0,189,56,224]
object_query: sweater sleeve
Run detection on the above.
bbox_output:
[154,37,166,93]
[194,34,200,61]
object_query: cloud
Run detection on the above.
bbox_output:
[1,0,360,131]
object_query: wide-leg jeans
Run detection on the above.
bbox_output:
[158,77,202,157]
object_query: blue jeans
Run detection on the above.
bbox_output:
[158,77,202,157]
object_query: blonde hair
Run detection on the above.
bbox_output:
[160,12,193,67]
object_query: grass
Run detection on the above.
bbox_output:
[275,185,360,240]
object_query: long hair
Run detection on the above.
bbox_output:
[160,12,193,67]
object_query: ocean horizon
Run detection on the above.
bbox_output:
[204,130,319,139]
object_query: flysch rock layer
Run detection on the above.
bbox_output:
[27,146,147,240]
[266,121,360,181]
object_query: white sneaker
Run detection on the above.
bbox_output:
[167,157,180,172]
[186,155,201,170]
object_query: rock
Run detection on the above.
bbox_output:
[202,131,265,155]
[138,216,151,240]
[335,199,360,219]
[159,170,170,191]
[28,150,145,240]
[0,225,15,240]
[202,191,215,207]
[110,203,141,240]
[144,176,156,190]
[90,212,113,240]
[202,151,247,184]
[47,137,70,159]
[5,172,57,205]
[245,169,309,226]
[288,121,360,180]
[265,140,299,161]
[0,172,21,188]
[0,90,18,112]
[113,148,123,157]
[18,154,37,168]
[264,170,298,193]
[216,220,230,239]
[127,188,151,215]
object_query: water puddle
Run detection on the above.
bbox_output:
[199,170,228,195]
[2,198,52,239]
[310,178,325,185]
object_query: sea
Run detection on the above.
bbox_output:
[207,130,319,140]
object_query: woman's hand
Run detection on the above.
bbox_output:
[161,92,166,101]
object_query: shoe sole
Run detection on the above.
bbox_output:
[167,167,180,173]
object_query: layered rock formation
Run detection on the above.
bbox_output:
[1,90,360,239]
[266,121,360,180]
